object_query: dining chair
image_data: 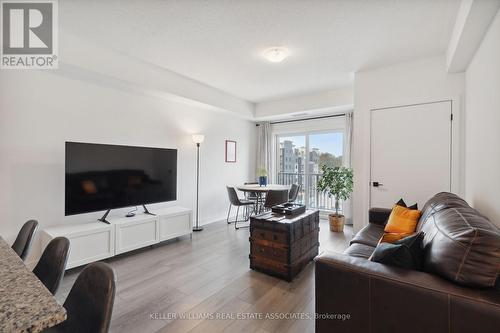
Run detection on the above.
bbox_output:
[288,184,300,203]
[264,189,289,209]
[244,181,267,213]
[244,182,259,201]
[11,219,38,261]
[33,237,70,295]
[44,262,116,333]
[226,186,255,229]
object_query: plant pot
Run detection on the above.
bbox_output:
[258,176,267,186]
[329,214,345,232]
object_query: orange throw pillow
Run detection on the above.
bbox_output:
[379,232,413,244]
[384,205,421,234]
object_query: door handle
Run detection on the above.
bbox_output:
[372,182,383,187]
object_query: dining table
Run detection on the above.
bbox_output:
[236,183,290,213]
[0,236,66,333]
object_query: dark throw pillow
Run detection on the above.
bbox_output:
[396,198,418,210]
[371,232,424,270]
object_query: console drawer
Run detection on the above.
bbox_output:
[115,217,158,254]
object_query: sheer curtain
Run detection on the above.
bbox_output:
[343,112,354,224]
[256,122,273,182]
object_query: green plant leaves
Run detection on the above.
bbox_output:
[317,165,354,204]
[257,168,268,177]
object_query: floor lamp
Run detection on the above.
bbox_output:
[192,134,205,231]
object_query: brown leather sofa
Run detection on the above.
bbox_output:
[315,192,500,333]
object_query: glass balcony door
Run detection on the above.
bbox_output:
[276,131,344,212]
[276,135,307,205]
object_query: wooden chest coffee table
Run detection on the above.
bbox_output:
[249,209,320,281]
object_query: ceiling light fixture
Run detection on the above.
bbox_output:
[263,47,290,63]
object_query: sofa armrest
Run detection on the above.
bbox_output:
[368,207,391,226]
[315,252,500,333]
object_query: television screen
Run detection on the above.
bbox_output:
[65,142,177,216]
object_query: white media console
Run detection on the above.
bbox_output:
[42,206,192,269]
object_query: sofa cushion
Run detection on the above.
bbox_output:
[385,205,421,234]
[417,192,471,232]
[350,223,385,247]
[371,232,425,270]
[394,232,425,269]
[369,207,392,226]
[380,232,414,244]
[396,198,418,210]
[344,243,375,259]
[420,206,500,288]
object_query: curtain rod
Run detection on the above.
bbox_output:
[255,113,347,126]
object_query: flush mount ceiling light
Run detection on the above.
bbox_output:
[263,47,290,63]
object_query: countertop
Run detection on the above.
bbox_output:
[0,237,66,332]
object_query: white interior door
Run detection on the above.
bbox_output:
[370,101,452,209]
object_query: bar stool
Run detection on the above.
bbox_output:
[33,237,70,295]
[44,262,115,333]
[11,220,38,261]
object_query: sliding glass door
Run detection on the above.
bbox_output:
[277,135,307,205]
[276,131,344,212]
[308,132,343,210]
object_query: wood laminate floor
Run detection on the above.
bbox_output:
[57,219,352,333]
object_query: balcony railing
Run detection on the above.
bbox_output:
[276,172,340,212]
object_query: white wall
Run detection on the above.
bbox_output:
[446,0,500,72]
[59,32,255,119]
[0,69,256,263]
[254,88,353,120]
[352,56,465,232]
[464,9,500,227]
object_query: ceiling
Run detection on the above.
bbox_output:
[61,0,460,103]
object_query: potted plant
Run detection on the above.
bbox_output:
[257,168,268,186]
[317,165,353,232]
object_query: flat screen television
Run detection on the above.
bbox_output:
[65,142,177,218]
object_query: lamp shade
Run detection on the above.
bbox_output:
[192,134,205,144]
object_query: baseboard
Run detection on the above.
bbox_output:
[199,212,248,226]
[199,215,232,226]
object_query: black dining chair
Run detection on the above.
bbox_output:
[245,181,267,213]
[226,186,255,229]
[33,237,70,295]
[11,219,38,261]
[264,189,289,209]
[244,182,259,202]
[44,262,116,333]
[288,184,300,203]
